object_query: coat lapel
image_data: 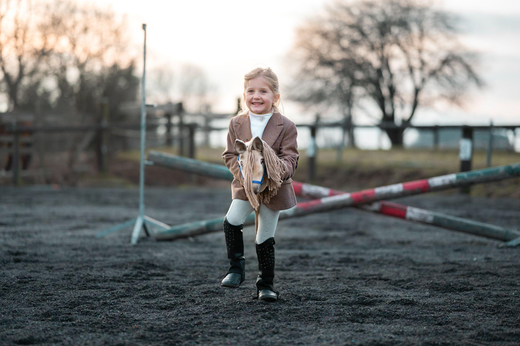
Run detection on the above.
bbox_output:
[262,112,284,147]
[234,114,252,142]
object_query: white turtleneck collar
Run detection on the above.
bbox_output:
[249,111,273,119]
[249,111,273,139]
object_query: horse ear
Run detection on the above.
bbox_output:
[235,139,247,154]
[251,136,263,151]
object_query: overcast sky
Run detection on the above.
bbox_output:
[104,0,520,126]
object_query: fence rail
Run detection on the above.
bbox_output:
[2,118,520,186]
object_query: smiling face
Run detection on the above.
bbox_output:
[244,76,280,115]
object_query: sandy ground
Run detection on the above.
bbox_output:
[1,187,519,345]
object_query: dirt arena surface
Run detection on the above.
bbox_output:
[1,186,519,345]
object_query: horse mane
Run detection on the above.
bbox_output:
[242,139,286,210]
[260,141,286,204]
[242,148,258,208]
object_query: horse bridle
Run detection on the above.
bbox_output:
[238,153,266,185]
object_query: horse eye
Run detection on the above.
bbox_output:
[260,158,264,164]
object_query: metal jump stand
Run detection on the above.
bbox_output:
[96,24,170,244]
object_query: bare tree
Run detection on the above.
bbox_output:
[42,0,139,171]
[148,63,175,105]
[178,64,216,113]
[47,0,136,118]
[0,0,137,118]
[289,0,483,146]
[0,0,56,111]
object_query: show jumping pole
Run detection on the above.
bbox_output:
[292,182,520,242]
[96,24,170,244]
[149,151,233,181]
[148,152,520,242]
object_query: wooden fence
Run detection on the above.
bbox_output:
[1,114,519,186]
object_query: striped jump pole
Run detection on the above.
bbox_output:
[148,152,520,241]
[278,162,520,217]
[293,182,520,242]
[365,201,520,243]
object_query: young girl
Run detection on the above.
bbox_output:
[221,67,299,302]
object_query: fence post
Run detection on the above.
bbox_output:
[460,126,473,194]
[188,123,196,159]
[96,120,105,173]
[433,125,439,150]
[513,127,520,151]
[336,121,343,164]
[203,117,210,147]
[165,112,173,147]
[486,120,493,167]
[236,98,241,115]
[308,124,317,183]
[178,102,185,157]
[12,123,19,186]
[102,98,109,172]
[96,98,109,173]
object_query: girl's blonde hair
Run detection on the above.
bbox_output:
[239,67,281,115]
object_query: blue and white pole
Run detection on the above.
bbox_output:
[97,24,171,244]
[130,24,149,245]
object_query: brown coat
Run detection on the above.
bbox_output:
[222,112,299,211]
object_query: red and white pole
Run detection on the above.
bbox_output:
[154,160,520,241]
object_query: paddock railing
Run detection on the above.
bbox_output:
[2,112,520,186]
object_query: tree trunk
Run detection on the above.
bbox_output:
[384,126,405,147]
[341,113,355,149]
[8,85,19,111]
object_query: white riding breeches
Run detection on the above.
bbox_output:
[225,199,280,244]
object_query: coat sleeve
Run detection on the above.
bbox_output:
[222,120,241,181]
[278,121,299,180]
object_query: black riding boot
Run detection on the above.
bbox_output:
[255,237,278,302]
[221,218,245,288]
